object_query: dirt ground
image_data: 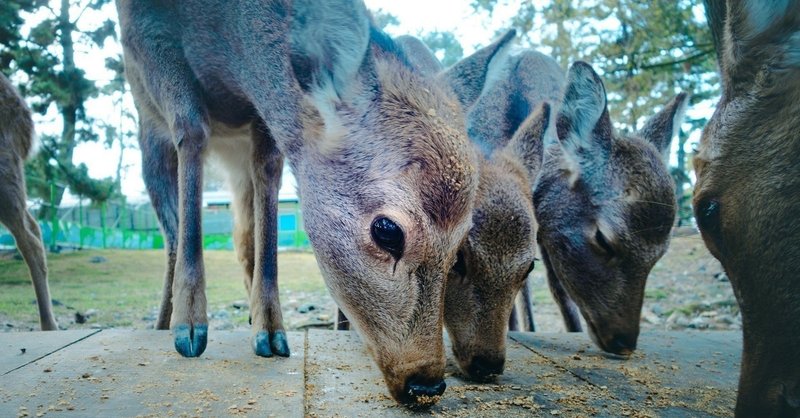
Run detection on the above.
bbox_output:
[0,232,737,335]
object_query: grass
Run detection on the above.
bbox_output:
[0,249,326,330]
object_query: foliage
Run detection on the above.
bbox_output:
[1,0,120,217]
[473,0,718,224]
[420,31,464,67]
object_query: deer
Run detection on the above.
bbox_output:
[696,1,800,416]
[116,0,481,406]
[437,31,688,381]
[0,73,58,331]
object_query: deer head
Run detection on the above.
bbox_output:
[534,62,686,355]
[288,10,480,405]
[696,1,800,415]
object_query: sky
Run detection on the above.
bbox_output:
[24,0,711,205]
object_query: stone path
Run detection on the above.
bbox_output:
[0,330,740,417]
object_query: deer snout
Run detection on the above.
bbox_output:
[606,332,637,356]
[466,355,505,382]
[400,376,447,407]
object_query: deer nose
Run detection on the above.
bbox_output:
[467,355,505,381]
[402,376,446,405]
[608,333,637,356]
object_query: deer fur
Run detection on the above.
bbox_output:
[436,33,558,381]
[696,1,800,415]
[117,0,479,406]
[0,73,57,331]
[535,62,686,355]
[439,33,687,380]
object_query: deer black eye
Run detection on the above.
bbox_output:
[696,198,721,237]
[371,217,404,260]
[595,230,615,258]
[452,250,467,277]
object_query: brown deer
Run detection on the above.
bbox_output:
[0,73,57,331]
[697,1,800,416]
[439,34,688,380]
[433,32,553,381]
[117,0,480,406]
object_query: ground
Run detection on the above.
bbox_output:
[0,233,737,334]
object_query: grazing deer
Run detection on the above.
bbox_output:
[440,32,687,380]
[0,73,57,331]
[435,32,555,381]
[535,62,686,356]
[117,0,479,406]
[697,1,800,415]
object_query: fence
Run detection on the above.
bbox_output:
[0,196,310,252]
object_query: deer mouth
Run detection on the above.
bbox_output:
[585,319,636,358]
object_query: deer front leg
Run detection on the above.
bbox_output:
[540,247,582,332]
[248,123,289,357]
[169,118,209,357]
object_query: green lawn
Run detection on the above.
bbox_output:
[0,249,326,330]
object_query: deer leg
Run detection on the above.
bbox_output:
[540,247,582,332]
[0,171,57,330]
[336,308,350,330]
[508,278,536,332]
[229,162,255,327]
[169,117,209,358]
[139,122,179,330]
[248,122,289,357]
[520,278,536,332]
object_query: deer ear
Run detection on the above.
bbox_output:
[439,29,516,109]
[506,103,550,180]
[290,1,371,98]
[556,61,612,156]
[723,1,800,74]
[639,93,689,161]
[394,35,443,76]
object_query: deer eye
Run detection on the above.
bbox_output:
[452,250,467,277]
[594,229,615,259]
[696,198,721,238]
[371,217,404,260]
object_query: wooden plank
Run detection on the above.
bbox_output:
[510,331,741,417]
[0,330,305,417]
[305,329,632,417]
[0,330,100,375]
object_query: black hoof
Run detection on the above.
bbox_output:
[253,331,274,357]
[174,324,208,357]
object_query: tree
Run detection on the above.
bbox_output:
[420,31,464,67]
[1,0,119,217]
[473,0,719,224]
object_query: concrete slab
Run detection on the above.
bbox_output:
[0,330,100,375]
[304,330,632,417]
[510,331,740,417]
[0,330,305,417]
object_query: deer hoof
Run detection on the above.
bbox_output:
[252,331,291,358]
[271,331,290,357]
[173,324,208,357]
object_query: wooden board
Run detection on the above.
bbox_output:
[0,330,305,417]
[0,330,99,375]
[0,329,741,417]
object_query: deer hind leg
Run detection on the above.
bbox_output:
[540,247,582,332]
[226,152,255,324]
[139,121,179,330]
[248,122,289,357]
[0,162,57,330]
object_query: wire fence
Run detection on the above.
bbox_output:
[0,192,310,252]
